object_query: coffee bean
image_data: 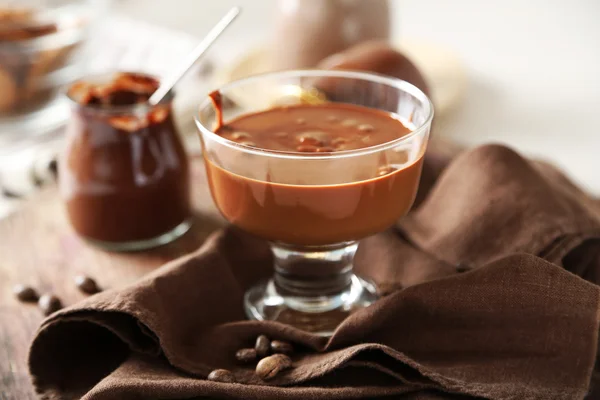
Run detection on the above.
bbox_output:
[235,348,257,364]
[296,144,319,152]
[13,284,38,302]
[207,369,236,383]
[270,340,294,355]
[256,354,292,380]
[74,275,100,294]
[357,124,375,132]
[38,294,63,316]
[255,334,271,358]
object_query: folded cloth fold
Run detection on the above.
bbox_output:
[29,144,600,400]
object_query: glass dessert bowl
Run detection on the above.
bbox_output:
[195,70,433,335]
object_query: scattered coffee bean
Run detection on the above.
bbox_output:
[270,340,294,355]
[357,124,375,132]
[256,354,292,380]
[296,144,319,152]
[38,294,63,316]
[255,334,271,358]
[341,119,358,127]
[74,275,100,294]
[13,284,39,302]
[235,348,257,364]
[207,369,236,383]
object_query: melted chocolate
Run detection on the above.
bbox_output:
[60,73,191,245]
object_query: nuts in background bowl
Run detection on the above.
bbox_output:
[0,1,102,125]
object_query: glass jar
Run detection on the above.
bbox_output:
[59,72,192,251]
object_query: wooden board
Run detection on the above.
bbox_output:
[0,157,225,400]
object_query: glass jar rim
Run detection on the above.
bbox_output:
[64,71,174,115]
[195,69,434,161]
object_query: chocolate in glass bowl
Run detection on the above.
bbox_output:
[197,70,433,334]
[59,72,192,251]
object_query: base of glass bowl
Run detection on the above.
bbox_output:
[79,218,192,252]
[245,274,379,336]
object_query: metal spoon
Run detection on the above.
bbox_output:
[148,6,241,105]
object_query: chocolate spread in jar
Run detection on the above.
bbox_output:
[60,72,191,248]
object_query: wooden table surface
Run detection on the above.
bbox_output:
[0,158,225,400]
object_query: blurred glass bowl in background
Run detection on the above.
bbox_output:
[0,0,107,142]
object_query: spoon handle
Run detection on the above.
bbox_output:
[148,6,241,105]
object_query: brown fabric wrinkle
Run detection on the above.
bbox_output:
[400,144,600,268]
[85,353,421,400]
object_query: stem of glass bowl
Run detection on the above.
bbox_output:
[244,241,379,335]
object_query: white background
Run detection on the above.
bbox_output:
[117,0,600,194]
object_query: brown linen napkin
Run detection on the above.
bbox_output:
[29,144,600,400]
